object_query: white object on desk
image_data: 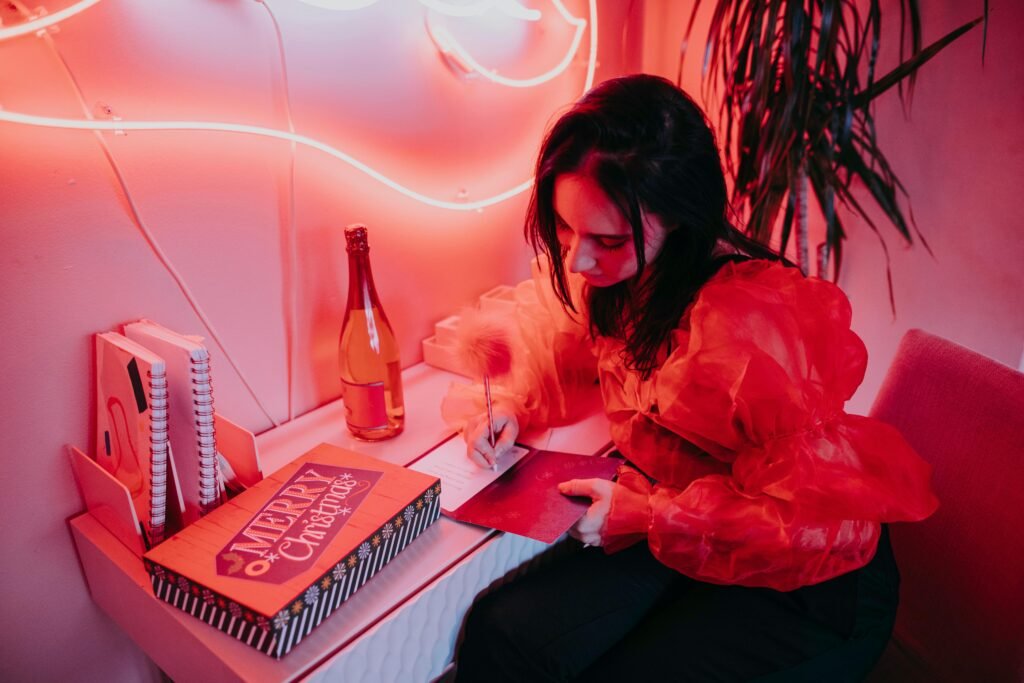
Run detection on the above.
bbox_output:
[409,438,529,512]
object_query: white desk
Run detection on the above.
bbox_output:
[71,363,610,682]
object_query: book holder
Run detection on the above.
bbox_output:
[69,412,262,558]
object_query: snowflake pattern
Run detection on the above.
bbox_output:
[339,472,353,482]
[338,506,352,516]
[140,487,456,638]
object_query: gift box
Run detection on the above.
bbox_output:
[142,443,441,658]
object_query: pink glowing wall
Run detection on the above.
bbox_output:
[0,1,642,679]
[5,0,1021,679]
[837,0,1024,412]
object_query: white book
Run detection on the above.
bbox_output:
[124,320,222,526]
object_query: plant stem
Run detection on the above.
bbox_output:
[796,166,809,275]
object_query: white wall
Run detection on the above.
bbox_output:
[0,1,642,679]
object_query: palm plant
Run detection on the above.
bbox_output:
[683,0,987,309]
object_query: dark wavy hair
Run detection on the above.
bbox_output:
[525,74,783,377]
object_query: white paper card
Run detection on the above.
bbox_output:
[409,438,529,512]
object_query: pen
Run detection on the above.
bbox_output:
[484,375,498,471]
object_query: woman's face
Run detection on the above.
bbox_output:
[553,172,668,288]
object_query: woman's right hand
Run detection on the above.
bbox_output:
[463,408,519,469]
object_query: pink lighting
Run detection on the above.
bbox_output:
[0,0,598,210]
[0,0,100,41]
[0,108,539,210]
[294,0,541,21]
[427,0,595,88]
[295,0,379,9]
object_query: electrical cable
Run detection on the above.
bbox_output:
[257,0,299,423]
[1,0,601,428]
[8,0,281,427]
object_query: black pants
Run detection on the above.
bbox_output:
[456,527,898,682]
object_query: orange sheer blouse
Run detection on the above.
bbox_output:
[442,258,937,591]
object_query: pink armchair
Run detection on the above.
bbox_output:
[867,330,1024,682]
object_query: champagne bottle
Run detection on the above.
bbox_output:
[338,224,405,440]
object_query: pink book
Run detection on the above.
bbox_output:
[94,332,171,547]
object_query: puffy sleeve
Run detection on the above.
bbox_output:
[441,256,600,434]
[601,260,938,591]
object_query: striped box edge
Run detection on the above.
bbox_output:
[145,481,442,658]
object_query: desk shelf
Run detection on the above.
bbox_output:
[71,363,610,682]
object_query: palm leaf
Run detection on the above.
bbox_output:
[982,0,989,63]
[854,15,984,106]
[685,0,984,310]
[839,146,910,242]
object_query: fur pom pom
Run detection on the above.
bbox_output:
[456,309,513,379]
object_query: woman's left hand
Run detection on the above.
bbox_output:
[558,478,615,546]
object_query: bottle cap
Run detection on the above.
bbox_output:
[344,223,369,252]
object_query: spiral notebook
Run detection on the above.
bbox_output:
[94,332,170,548]
[124,320,223,526]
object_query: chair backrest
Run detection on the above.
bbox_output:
[869,329,1024,682]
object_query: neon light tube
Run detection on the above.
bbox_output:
[418,0,501,17]
[483,0,541,21]
[0,0,541,43]
[295,0,540,20]
[419,0,540,21]
[0,0,101,41]
[2,1,596,209]
[293,0,378,10]
[427,0,589,88]
[0,109,534,211]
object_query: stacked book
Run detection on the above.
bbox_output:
[94,320,223,547]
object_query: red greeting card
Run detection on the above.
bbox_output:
[441,448,621,544]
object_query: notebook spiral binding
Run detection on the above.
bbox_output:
[148,369,169,546]
[192,351,220,516]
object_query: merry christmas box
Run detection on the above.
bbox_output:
[142,443,441,658]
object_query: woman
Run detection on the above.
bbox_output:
[446,74,937,681]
